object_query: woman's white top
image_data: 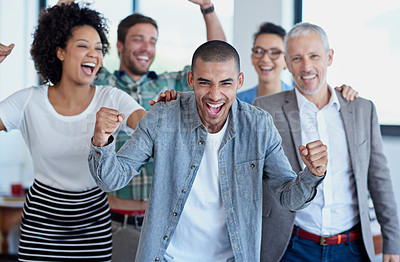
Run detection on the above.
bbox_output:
[0,85,143,191]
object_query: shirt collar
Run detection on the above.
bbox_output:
[295,85,340,112]
[188,93,204,131]
[327,85,341,111]
[113,70,158,81]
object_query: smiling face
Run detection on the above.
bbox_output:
[251,33,286,84]
[188,58,243,133]
[285,31,333,95]
[56,25,103,86]
[118,23,158,81]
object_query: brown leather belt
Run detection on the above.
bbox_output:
[293,226,362,245]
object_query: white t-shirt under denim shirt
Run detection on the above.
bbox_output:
[165,117,234,262]
[0,85,142,191]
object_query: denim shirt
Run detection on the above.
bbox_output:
[88,92,323,262]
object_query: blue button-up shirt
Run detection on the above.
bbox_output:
[88,92,322,262]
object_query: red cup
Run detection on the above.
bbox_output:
[11,184,25,196]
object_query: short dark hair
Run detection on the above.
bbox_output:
[117,13,158,43]
[30,3,109,85]
[191,40,240,74]
[253,22,286,46]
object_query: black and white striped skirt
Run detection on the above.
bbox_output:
[18,179,112,261]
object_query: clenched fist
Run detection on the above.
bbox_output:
[299,140,328,177]
[92,107,125,147]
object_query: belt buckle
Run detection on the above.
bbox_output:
[320,236,328,246]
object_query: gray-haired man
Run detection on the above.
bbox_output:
[255,22,400,262]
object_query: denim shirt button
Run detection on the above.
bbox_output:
[173,212,178,216]
[155,258,160,261]
[163,236,168,240]
[250,163,255,168]
[182,189,187,193]
[96,151,101,156]
[191,165,195,170]
[199,141,203,145]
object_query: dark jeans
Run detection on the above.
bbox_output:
[281,227,369,262]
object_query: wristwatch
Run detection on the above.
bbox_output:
[201,4,214,15]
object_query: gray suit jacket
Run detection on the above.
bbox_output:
[254,89,400,262]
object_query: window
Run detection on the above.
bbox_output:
[302,0,400,126]
[137,0,234,73]
[0,0,38,193]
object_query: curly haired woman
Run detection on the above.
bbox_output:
[0,3,145,261]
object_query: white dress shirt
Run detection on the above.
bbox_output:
[294,86,359,236]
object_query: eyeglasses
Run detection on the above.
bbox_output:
[251,47,284,60]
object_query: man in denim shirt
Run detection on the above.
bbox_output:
[91,1,226,259]
[89,40,327,262]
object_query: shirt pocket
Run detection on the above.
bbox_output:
[235,159,264,201]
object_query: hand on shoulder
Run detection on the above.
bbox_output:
[149,89,180,106]
[335,84,359,101]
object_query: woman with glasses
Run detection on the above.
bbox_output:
[237,22,291,104]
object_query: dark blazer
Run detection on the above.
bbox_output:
[254,89,400,262]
